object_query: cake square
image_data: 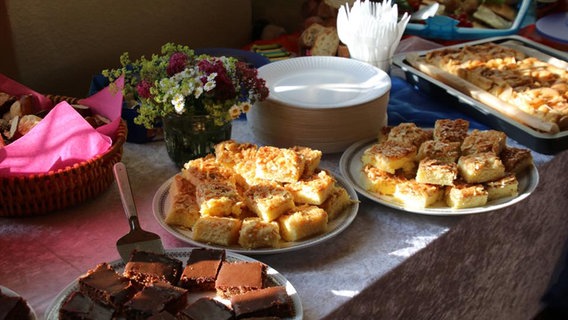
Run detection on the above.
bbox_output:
[484,173,519,201]
[415,158,458,186]
[192,216,242,246]
[433,118,469,143]
[195,180,242,217]
[123,250,183,286]
[457,152,506,183]
[165,174,200,229]
[230,286,294,319]
[59,291,115,320]
[460,129,507,156]
[244,182,295,222]
[214,139,257,169]
[147,310,178,320]
[416,140,461,163]
[445,181,489,209]
[500,146,533,174]
[78,263,140,309]
[291,145,322,177]
[122,281,188,319]
[362,164,407,196]
[215,261,267,298]
[0,288,32,320]
[393,180,443,208]
[255,146,305,183]
[320,184,354,221]
[238,217,281,249]
[177,297,234,320]
[386,122,431,147]
[179,248,226,291]
[278,205,328,242]
[182,155,237,187]
[284,169,335,205]
[361,140,417,174]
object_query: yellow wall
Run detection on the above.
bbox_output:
[1,0,252,97]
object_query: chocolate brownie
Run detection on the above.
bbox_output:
[78,262,140,308]
[230,286,293,319]
[123,250,183,286]
[215,261,266,298]
[59,291,115,320]
[177,297,234,320]
[179,248,225,291]
[0,288,32,320]
[122,281,188,319]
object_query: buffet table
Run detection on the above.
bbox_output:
[1,73,567,319]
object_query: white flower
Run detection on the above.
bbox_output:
[172,93,185,114]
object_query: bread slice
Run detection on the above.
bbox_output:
[238,217,281,249]
[433,118,469,143]
[320,184,355,220]
[244,182,295,222]
[284,169,335,205]
[255,146,305,183]
[192,216,242,246]
[393,180,443,208]
[484,173,518,201]
[444,181,488,209]
[361,141,417,174]
[278,205,328,241]
[416,140,461,163]
[457,152,506,183]
[461,129,507,156]
[362,164,407,196]
[415,158,458,186]
[311,27,339,56]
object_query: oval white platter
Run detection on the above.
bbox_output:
[45,248,303,320]
[152,172,359,255]
[258,56,391,109]
[0,285,37,320]
[340,138,539,216]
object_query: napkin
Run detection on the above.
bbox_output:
[0,75,124,176]
[337,0,410,72]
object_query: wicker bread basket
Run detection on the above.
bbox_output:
[0,95,127,217]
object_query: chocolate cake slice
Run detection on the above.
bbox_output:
[230,286,293,319]
[59,291,115,320]
[122,281,188,319]
[123,250,183,286]
[215,261,266,298]
[177,297,234,320]
[78,262,140,309]
[0,288,32,320]
[179,248,225,291]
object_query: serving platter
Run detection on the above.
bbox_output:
[340,138,539,216]
[0,285,37,320]
[45,248,303,320]
[153,173,359,255]
[393,35,568,154]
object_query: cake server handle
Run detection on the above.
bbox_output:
[113,162,141,230]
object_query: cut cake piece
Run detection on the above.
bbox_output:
[122,281,188,319]
[445,181,489,209]
[500,146,533,174]
[278,204,328,242]
[284,169,335,205]
[230,286,294,319]
[386,122,432,147]
[192,216,242,246]
[195,180,243,217]
[244,181,295,222]
[255,146,305,183]
[415,158,458,186]
[59,291,115,320]
[393,180,443,208]
[361,140,417,174]
[320,184,354,220]
[215,261,266,298]
[165,174,200,229]
[182,155,237,187]
[78,263,140,309]
[179,248,225,291]
[214,139,257,169]
[177,297,234,320]
[362,164,407,196]
[416,140,461,163]
[291,145,322,177]
[433,118,469,143]
[484,173,519,201]
[460,129,507,156]
[123,250,183,286]
[457,152,506,183]
[238,217,281,249]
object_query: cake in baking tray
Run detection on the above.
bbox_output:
[164,140,357,249]
[360,119,534,209]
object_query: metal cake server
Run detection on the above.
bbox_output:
[113,162,164,262]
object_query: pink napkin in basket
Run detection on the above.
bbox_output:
[0,76,124,176]
[0,73,54,112]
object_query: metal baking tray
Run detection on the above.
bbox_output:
[393,35,568,155]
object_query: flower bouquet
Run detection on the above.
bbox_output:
[103,43,269,166]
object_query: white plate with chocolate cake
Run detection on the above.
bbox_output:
[152,141,359,255]
[340,120,539,216]
[45,248,303,319]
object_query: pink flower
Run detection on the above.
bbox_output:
[167,52,188,76]
[198,59,236,101]
[136,79,153,99]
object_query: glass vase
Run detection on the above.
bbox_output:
[162,113,232,168]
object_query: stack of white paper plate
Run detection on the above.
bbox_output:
[248,56,391,153]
